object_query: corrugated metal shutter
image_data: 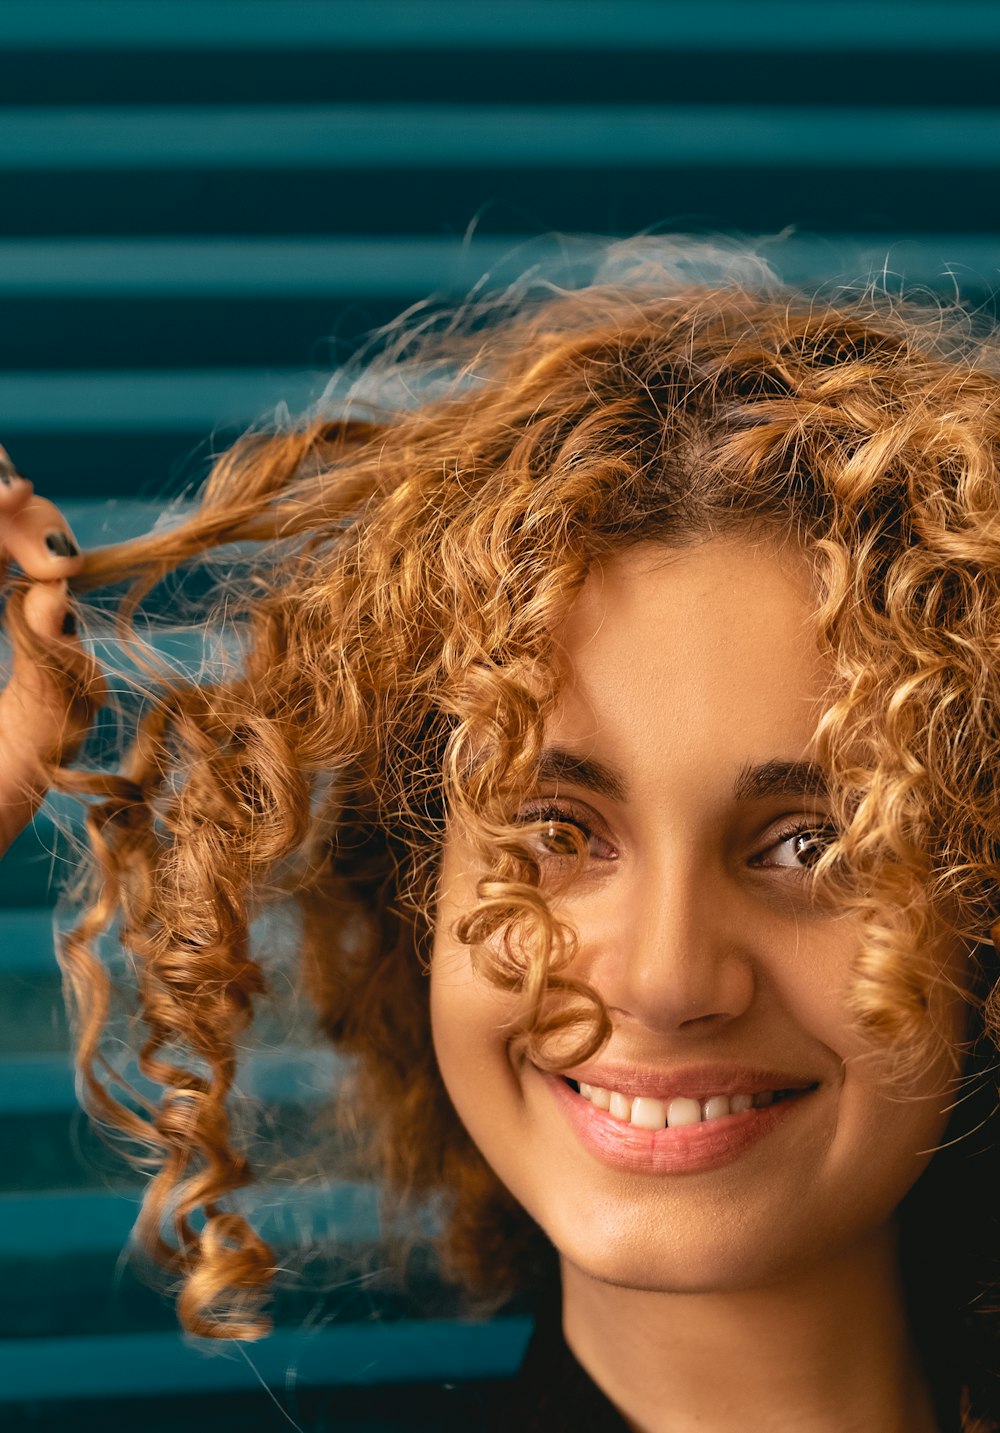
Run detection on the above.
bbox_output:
[2,3,998,1427]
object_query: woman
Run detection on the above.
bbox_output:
[0,242,996,1430]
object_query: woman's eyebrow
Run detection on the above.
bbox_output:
[537,752,830,806]
[732,758,830,803]
[537,748,629,802]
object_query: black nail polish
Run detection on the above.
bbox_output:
[61,609,77,637]
[0,457,17,485]
[45,532,80,559]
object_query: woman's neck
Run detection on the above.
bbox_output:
[560,1226,944,1433]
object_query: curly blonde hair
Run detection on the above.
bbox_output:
[13,240,1000,1426]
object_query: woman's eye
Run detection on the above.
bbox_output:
[517,803,617,861]
[756,821,838,872]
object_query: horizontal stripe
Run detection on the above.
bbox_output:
[0,1045,341,1113]
[0,106,999,169]
[0,909,60,972]
[0,1181,382,1255]
[0,1317,533,1401]
[1,234,999,297]
[60,499,196,543]
[0,1,997,52]
[0,369,322,430]
[0,234,573,296]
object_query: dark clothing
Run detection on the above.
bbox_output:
[486,1285,626,1432]
[484,1284,967,1433]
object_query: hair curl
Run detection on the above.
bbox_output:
[13,239,1000,1426]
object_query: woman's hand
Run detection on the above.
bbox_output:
[0,448,87,857]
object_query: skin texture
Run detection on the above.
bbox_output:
[431,536,966,1432]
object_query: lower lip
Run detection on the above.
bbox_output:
[544,1074,816,1175]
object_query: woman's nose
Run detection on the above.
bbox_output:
[581,855,756,1034]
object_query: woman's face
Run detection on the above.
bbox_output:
[430,536,968,1294]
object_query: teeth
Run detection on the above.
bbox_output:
[609,1091,631,1121]
[574,1081,797,1128]
[702,1095,731,1122]
[630,1096,666,1130]
[667,1097,701,1127]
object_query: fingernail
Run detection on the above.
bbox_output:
[61,609,77,637]
[0,455,19,485]
[45,531,80,559]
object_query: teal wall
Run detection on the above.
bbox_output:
[3,0,1000,499]
[2,2,999,1426]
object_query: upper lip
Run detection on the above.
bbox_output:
[554,1063,821,1102]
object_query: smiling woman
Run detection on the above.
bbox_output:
[432,536,972,1430]
[0,239,998,1431]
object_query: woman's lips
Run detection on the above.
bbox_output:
[543,1070,818,1175]
[558,1061,820,1103]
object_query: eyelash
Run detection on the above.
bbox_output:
[753,819,838,872]
[517,803,837,873]
[519,803,617,861]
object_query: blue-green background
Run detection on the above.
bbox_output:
[3,2,999,1427]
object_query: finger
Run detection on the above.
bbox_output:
[0,583,86,852]
[0,445,34,516]
[22,578,78,644]
[1,496,82,580]
[7,580,84,732]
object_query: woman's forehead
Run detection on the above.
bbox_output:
[555,536,827,694]
[543,536,832,804]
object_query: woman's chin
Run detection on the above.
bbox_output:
[540,1203,803,1297]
